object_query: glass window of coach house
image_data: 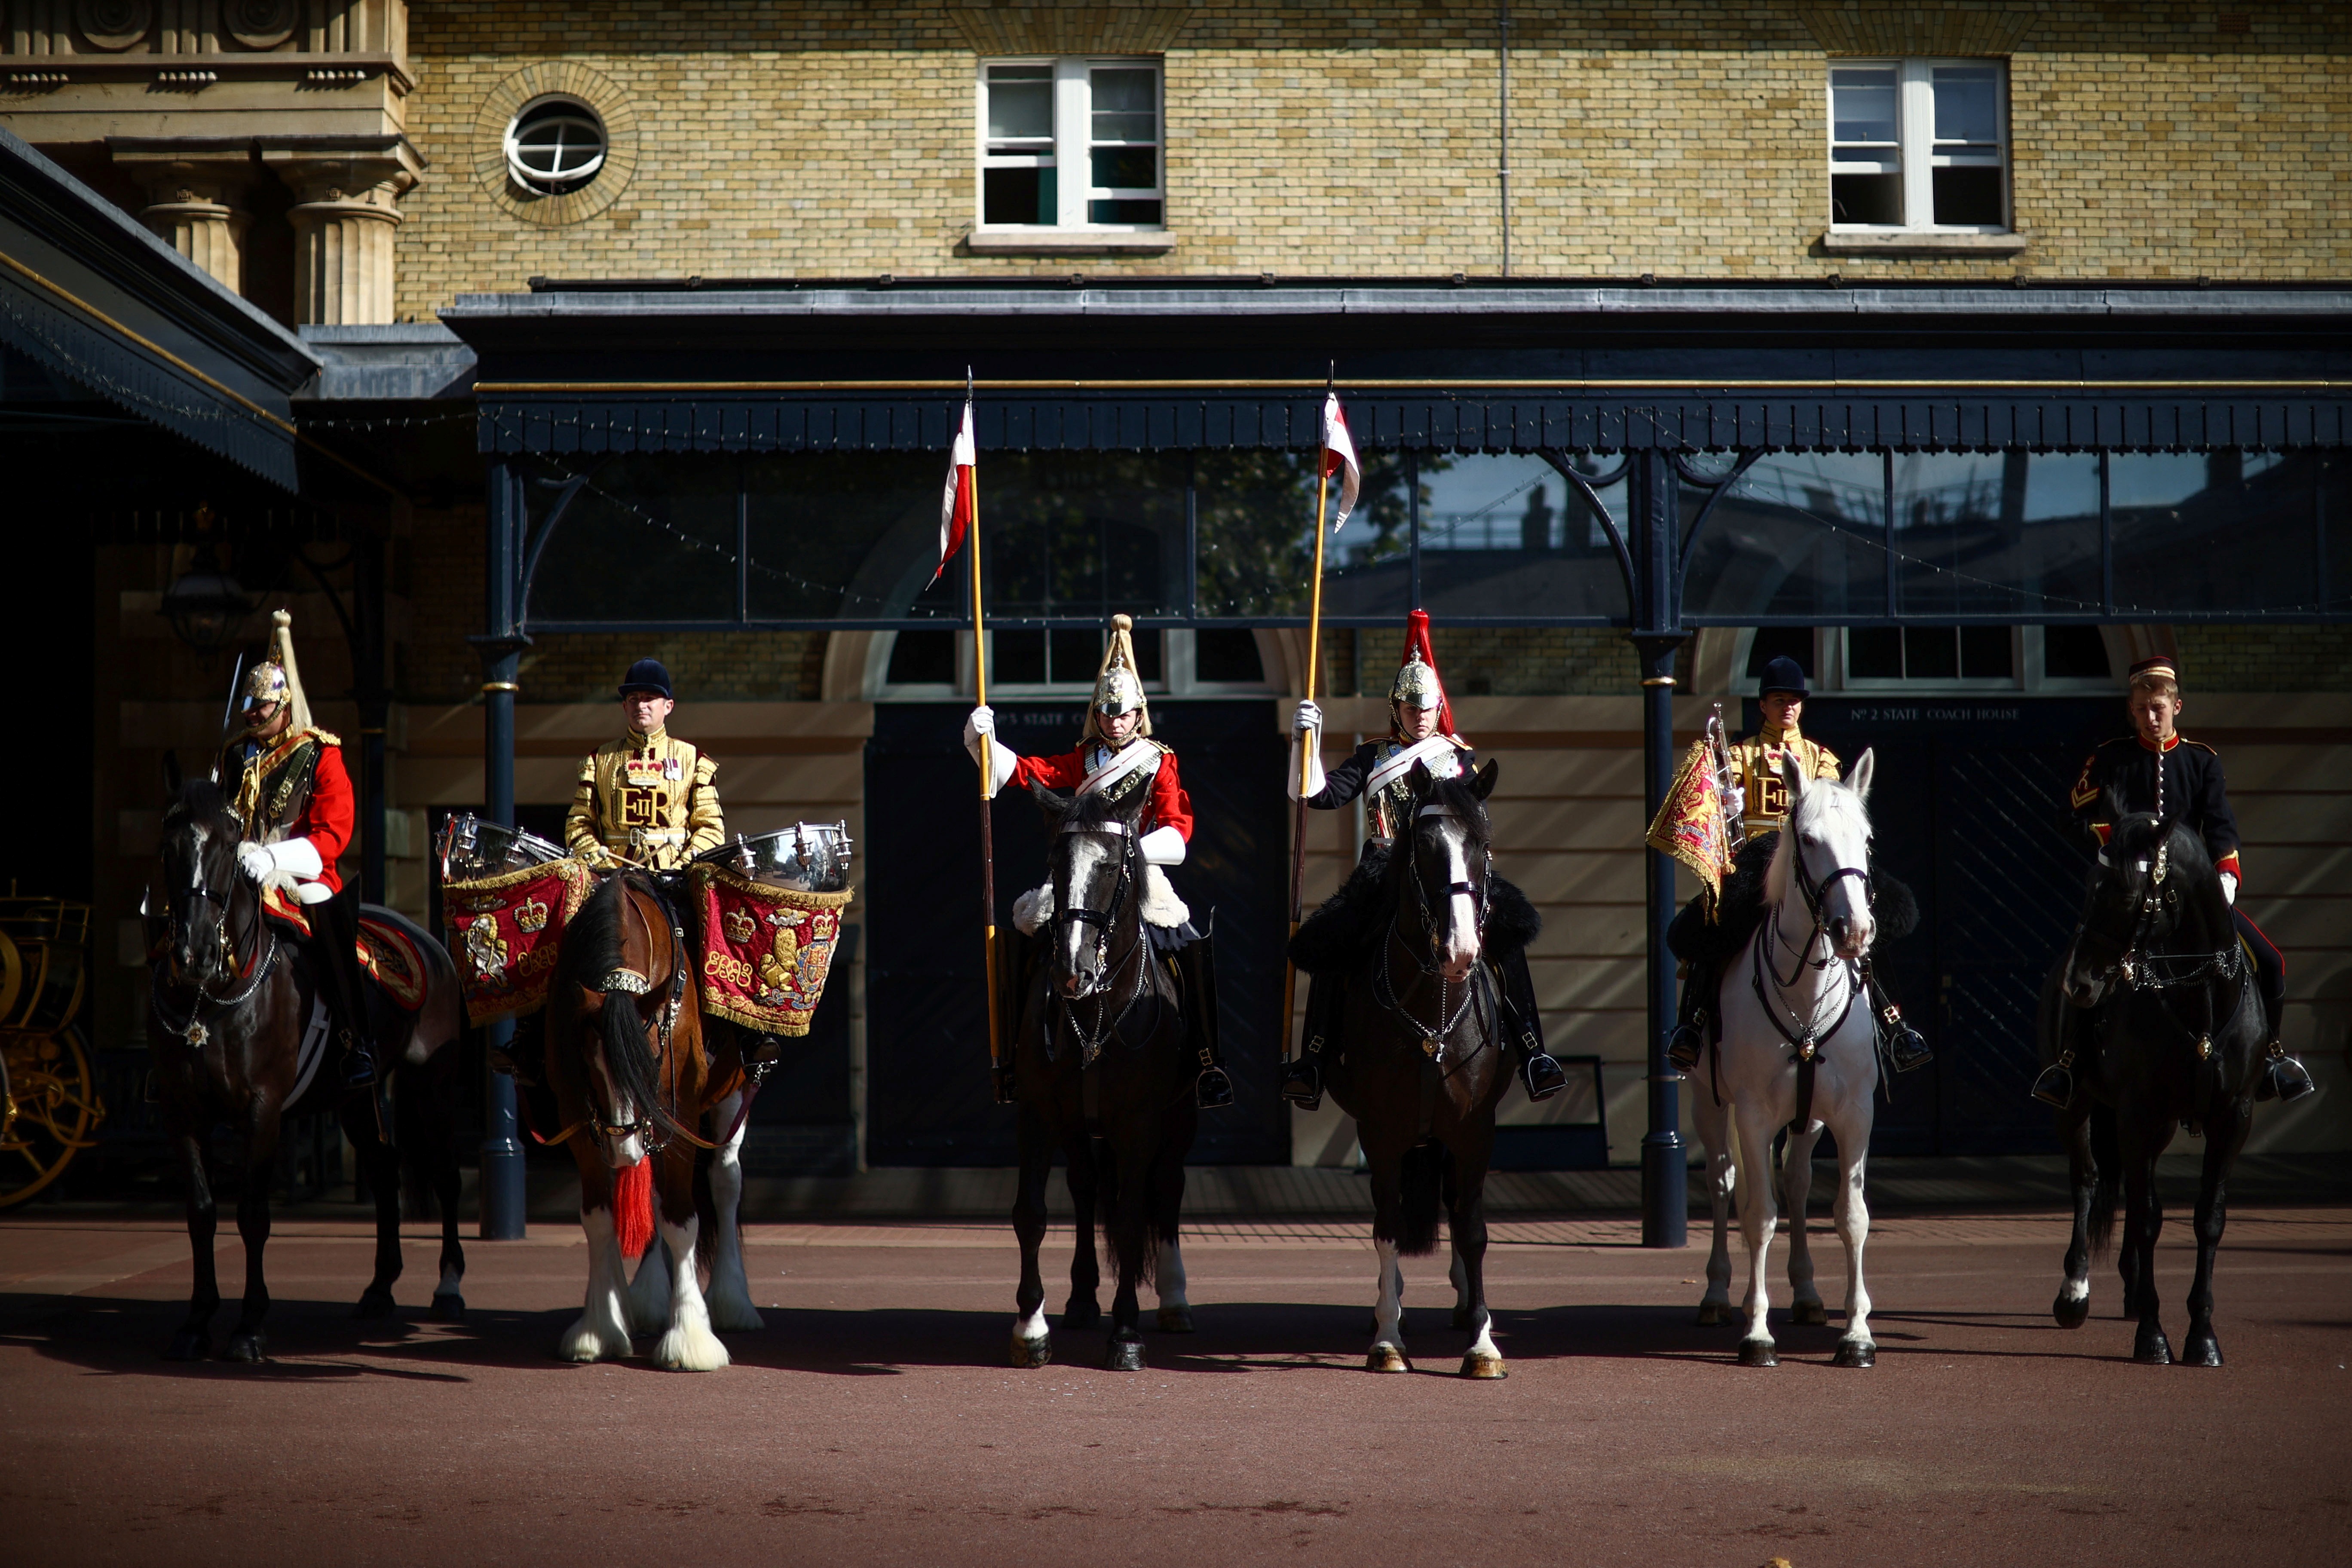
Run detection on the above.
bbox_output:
[1829,59,2009,230]
[980,58,1164,230]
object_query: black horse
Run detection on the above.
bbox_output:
[2039,795,2269,1365]
[1007,780,1199,1372]
[147,765,467,1363]
[1312,761,1518,1377]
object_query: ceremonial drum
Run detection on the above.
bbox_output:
[692,823,855,894]
[437,813,569,883]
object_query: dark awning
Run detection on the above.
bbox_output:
[447,281,2352,457]
[0,127,316,489]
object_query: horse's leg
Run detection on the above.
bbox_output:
[2094,1106,2141,1318]
[2053,1100,2097,1329]
[1101,1136,1153,1372]
[1731,1102,1782,1367]
[2180,1096,2249,1368]
[558,1157,633,1363]
[1365,1148,1409,1372]
[165,1126,220,1361]
[2122,1123,2171,1365]
[1061,1129,1102,1328]
[223,1106,284,1363]
[425,1061,467,1323]
[1828,1109,1875,1368]
[1152,1096,1194,1333]
[624,1211,674,1336]
[1694,1093,1736,1326]
[1452,1152,1504,1379]
[701,1093,763,1334]
[1449,1241,1470,1329]
[1783,1123,1827,1326]
[342,1096,403,1319]
[1011,1102,1056,1367]
[652,1146,727,1371]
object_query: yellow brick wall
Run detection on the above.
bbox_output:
[389,3,2352,318]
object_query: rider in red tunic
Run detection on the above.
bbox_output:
[964,615,1231,1110]
[219,610,374,1085]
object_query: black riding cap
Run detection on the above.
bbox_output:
[619,658,673,700]
[1759,655,1809,698]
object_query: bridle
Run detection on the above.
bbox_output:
[1750,817,1869,1061]
[1373,802,1494,1054]
[1049,817,1155,1062]
[149,812,279,1048]
[2073,825,2247,1054]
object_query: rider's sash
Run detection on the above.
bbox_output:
[1365,735,1462,799]
[1079,739,1161,799]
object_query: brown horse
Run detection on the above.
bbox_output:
[542,870,756,1370]
[1316,761,1513,1377]
[148,767,468,1363]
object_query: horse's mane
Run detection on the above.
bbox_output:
[165,776,234,829]
[1765,772,1868,908]
[558,870,677,1139]
[1057,787,1136,833]
[1412,774,1492,852]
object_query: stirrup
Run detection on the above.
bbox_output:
[1195,1065,1235,1111]
[338,1030,377,1088]
[2031,1056,2076,1110]
[1522,1050,1568,1103]
[2261,1048,2317,1105]
[1279,1057,1323,1112]
[1665,1017,1705,1075]
[1883,1016,1934,1075]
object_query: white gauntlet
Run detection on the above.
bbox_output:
[1139,826,1187,866]
[2219,871,2239,906]
[962,706,1020,796]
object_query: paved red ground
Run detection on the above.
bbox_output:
[2,1208,2347,1566]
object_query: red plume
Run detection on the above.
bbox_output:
[1398,608,1455,737]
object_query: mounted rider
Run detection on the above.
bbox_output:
[220,609,375,1086]
[964,615,1234,1111]
[2035,655,2314,1106]
[1280,609,1569,1108]
[1659,655,1931,1077]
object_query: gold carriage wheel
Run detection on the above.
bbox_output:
[0,1024,104,1210]
[0,931,21,1030]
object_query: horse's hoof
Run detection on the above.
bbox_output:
[2052,1290,2090,1330]
[1832,1340,1876,1369]
[1791,1299,1828,1327]
[224,1331,267,1364]
[429,1292,466,1323]
[1460,1352,1507,1379]
[1694,1300,1729,1327]
[1012,1334,1053,1369]
[1737,1338,1779,1367]
[2180,1328,2224,1368]
[352,1286,398,1320]
[1062,1299,1101,1330]
[1155,1306,1194,1334]
[1365,1346,1409,1374]
[164,1329,210,1363]
[2134,1329,2173,1366]
[1103,1337,1146,1372]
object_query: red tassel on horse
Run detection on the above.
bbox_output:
[613,1158,654,1261]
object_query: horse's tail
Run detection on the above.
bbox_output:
[1397,1141,1448,1256]
[2086,1105,2121,1262]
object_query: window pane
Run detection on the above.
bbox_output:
[986,73,1053,141]
[2043,625,2111,680]
[1417,453,1627,620]
[1848,627,1902,679]
[980,453,1186,621]
[530,455,737,622]
[983,166,1054,226]
[1904,626,1959,679]
[994,629,1045,685]
[1831,172,1903,225]
[1831,67,1899,144]
[744,453,956,621]
[1932,67,2000,144]
[2110,451,2318,614]
[1932,166,2004,225]
[1745,627,1816,681]
[1091,147,1158,190]
[1894,452,2101,618]
[1195,450,1409,619]
[1959,625,2014,679]
[1195,629,1265,683]
[886,630,956,686]
[1684,453,1893,620]
[1087,198,1163,224]
[1091,67,1157,118]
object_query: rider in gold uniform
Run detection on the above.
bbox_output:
[563,658,727,871]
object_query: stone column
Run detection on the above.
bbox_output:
[267,153,419,325]
[129,168,253,294]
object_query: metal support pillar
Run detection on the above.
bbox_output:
[472,458,530,1241]
[1629,449,1687,1249]
[356,530,389,907]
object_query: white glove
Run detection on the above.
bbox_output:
[1139,825,1188,866]
[962,706,1019,796]
[1286,731,1328,802]
[1292,699,1323,735]
[2219,872,2238,906]
[963,705,995,749]
[1724,784,1746,821]
[237,841,274,881]
[238,838,324,882]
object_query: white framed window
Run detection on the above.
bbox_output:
[505,97,608,196]
[870,629,1273,701]
[1829,59,2008,231]
[1732,625,2119,696]
[978,58,1163,231]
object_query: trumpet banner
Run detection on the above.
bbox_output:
[1644,738,1736,910]
[442,858,597,1026]
[692,864,854,1037]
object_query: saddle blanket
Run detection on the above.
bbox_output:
[356,916,428,1013]
[692,864,853,1037]
[443,858,597,1026]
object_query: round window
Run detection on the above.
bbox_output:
[504,98,607,195]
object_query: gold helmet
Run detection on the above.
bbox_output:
[1387,608,1455,736]
[1082,614,1152,745]
[239,609,313,736]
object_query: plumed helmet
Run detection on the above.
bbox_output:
[1759,655,1810,698]
[1083,614,1152,744]
[239,609,312,735]
[619,658,674,700]
[1387,609,1455,735]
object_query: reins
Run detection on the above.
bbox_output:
[2079,827,2251,1065]
[1371,802,1495,1057]
[150,819,281,1048]
[1048,819,1159,1064]
[1747,813,1870,1133]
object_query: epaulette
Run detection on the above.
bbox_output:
[1446,734,1473,751]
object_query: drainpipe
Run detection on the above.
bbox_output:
[1498,4,1511,277]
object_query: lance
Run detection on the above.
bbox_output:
[210,650,247,784]
[965,372,1011,1104]
[1280,366,1337,1069]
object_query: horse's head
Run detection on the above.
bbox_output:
[557,871,686,1169]
[2062,808,2201,1009]
[1032,780,1145,999]
[1773,747,1877,962]
[1403,759,1498,985]
[155,753,245,986]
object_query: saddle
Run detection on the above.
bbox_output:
[1287,841,1541,977]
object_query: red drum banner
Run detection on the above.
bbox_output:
[692,864,854,1037]
[1644,738,1736,911]
[442,859,595,1026]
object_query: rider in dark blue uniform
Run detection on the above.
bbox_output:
[2035,655,2315,1106]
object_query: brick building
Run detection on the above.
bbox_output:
[7,2,2346,1190]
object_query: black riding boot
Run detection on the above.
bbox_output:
[1864,960,1932,1075]
[1493,947,1566,1102]
[1175,924,1233,1111]
[309,885,376,1087]
[1282,971,1337,1111]
[1666,957,1720,1075]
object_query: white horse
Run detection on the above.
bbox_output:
[1688,749,1882,1369]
